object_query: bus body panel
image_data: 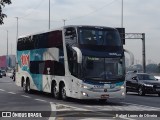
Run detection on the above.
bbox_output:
[16,25,126,100]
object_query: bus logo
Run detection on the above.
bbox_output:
[21,54,30,67]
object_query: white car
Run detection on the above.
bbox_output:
[6,71,14,79]
[154,76,160,81]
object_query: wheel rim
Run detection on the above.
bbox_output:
[27,83,30,92]
[54,86,58,97]
[62,86,66,99]
[23,82,26,91]
[139,87,142,95]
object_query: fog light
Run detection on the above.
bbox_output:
[82,92,88,96]
[121,86,125,89]
[122,92,125,96]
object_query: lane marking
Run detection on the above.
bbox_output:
[8,92,16,94]
[56,103,88,111]
[21,95,31,98]
[34,99,47,102]
[120,102,160,110]
[50,103,136,120]
[0,89,5,91]
[49,102,56,120]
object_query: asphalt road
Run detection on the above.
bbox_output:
[0,77,160,120]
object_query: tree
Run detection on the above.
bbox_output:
[0,0,12,25]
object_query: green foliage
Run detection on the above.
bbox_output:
[0,0,12,24]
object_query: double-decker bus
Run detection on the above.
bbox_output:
[16,25,125,101]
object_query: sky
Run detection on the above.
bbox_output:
[0,0,160,64]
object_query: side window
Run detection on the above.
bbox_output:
[18,30,63,51]
[30,60,65,76]
[17,36,34,51]
[48,30,63,48]
[65,27,77,45]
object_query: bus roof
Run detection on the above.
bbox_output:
[18,25,117,39]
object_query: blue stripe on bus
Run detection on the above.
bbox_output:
[83,80,124,86]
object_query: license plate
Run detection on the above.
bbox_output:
[101,94,109,98]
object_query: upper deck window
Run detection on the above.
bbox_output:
[78,27,122,46]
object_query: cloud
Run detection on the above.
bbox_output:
[0,0,160,63]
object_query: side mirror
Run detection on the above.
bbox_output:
[72,47,82,63]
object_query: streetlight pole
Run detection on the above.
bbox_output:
[63,19,66,26]
[49,0,50,30]
[7,30,8,57]
[15,17,19,42]
[121,0,123,27]
[6,30,8,68]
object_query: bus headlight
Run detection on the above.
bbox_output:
[122,92,125,96]
[121,85,125,89]
[81,92,88,96]
[77,83,89,89]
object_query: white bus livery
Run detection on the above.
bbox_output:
[16,25,126,101]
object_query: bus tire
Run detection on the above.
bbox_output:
[52,84,60,99]
[26,79,32,94]
[23,81,26,92]
[61,84,68,101]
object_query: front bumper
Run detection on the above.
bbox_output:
[78,87,126,100]
[144,86,160,94]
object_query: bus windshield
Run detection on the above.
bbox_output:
[81,56,124,80]
[78,27,121,46]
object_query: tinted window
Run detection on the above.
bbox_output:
[78,27,121,46]
[137,74,156,80]
[30,60,65,76]
[17,30,63,51]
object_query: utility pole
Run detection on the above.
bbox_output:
[7,30,8,57]
[142,33,146,73]
[121,0,124,27]
[7,30,8,68]
[49,0,50,30]
[11,44,12,55]
[15,17,19,41]
[63,19,66,26]
[125,33,146,73]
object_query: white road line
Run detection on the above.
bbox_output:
[8,92,16,94]
[49,102,56,120]
[0,89,5,91]
[21,95,31,98]
[34,99,47,102]
[50,104,136,120]
[56,103,88,111]
[120,102,160,110]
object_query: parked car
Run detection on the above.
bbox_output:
[154,76,160,81]
[6,71,14,79]
[126,73,160,96]
[1,70,6,77]
[0,70,2,78]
